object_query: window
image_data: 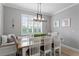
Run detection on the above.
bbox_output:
[21,14,42,35]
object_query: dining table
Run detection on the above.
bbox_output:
[16,35,54,56]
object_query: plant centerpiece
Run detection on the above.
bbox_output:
[34,33,47,37]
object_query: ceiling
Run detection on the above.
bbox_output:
[3,3,76,16]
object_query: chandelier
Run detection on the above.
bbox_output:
[33,3,47,22]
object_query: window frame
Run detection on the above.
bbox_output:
[21,14,43,35]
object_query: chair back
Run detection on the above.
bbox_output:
[43,36,52,56]
[29,37,41,56]
[54,33,61,48]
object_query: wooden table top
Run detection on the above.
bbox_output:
[18,36,41,48]
[18,36,53,48]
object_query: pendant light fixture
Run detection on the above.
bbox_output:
[33,3,46,22]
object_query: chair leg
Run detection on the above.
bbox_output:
[16,52,19,56]
[16,48,22,56]
[59,48,61,56]
[50,51,52,56]
[54,49,56,56]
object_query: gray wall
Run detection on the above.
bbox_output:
[3,6,51,35]
[0,4,3,35]
[51,4,79,49]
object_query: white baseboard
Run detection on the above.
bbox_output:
[62,44,79,52]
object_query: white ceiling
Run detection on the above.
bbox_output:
[3,3,76,16]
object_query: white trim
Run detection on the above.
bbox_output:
[62,44,79,52]
[54,3,79,15]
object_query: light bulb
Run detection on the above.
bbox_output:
[42,18,44,20]
[38,17,41,20]
[34,17,37,20]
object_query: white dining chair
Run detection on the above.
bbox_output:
[48,33,54,56]
[21,36,30,56]
[29,37,41,56]
[53,33,61,56]
[43,36,52,56]
[22,35,34,56]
